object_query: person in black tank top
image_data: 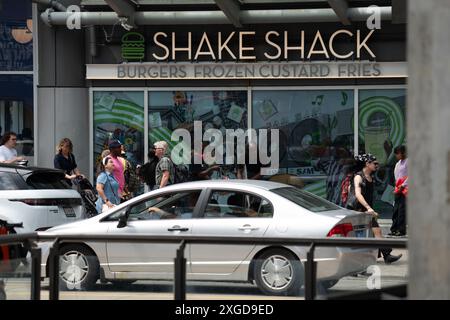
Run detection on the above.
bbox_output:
[353,154,402,264]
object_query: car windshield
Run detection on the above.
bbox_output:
[25,172,71,189]
[272,187,341,212]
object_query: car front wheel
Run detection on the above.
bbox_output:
[254,249,303,296]
[59,245,99,291]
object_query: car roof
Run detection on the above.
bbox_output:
[0,163,64,175]
[159,179,292,191]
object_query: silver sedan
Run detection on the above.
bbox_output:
[40,180,376,296]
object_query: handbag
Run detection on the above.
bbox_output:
[345,178,359,210]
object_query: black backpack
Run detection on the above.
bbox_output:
[174,163,190,184]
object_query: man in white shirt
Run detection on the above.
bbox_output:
[0,132,25,164]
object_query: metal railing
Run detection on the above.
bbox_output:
[40,234,408,300]
[0,233,41,300]
[1,233,408,300]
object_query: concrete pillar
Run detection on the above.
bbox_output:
[408,0,450,299]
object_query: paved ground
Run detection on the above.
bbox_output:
[2,249,408,300]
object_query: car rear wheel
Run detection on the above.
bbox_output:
[254,249,303,296]
[59,245,99,291]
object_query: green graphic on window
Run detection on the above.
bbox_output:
[121,32,145,61]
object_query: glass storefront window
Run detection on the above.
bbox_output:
[0,75,34,160]
[93,91,145,178]
[252,90,354,205]
[148,90,248,179]
[358,89,406,219]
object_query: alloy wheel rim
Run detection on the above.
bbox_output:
[261,255,293,290]
[59,250,89,287]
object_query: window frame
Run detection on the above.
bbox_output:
[198,187,274,219]
[101,188,208,222]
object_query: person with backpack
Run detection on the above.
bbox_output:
[154,141,176,189]
[139,146,159,189]
[346,153,402,264]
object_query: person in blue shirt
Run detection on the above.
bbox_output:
[96,156,120,213]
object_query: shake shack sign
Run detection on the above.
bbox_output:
[87,29,407,80]
[121,29,377,62]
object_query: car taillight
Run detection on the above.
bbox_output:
[327,223,353,237]
[9,198,82,206]
[10,199,58,206]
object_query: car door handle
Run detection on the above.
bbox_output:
[168,227,189,232]
[238,225,259,231]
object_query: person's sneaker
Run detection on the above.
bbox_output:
[384,253,403,264]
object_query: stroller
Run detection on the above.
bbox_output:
[73,176,99,217]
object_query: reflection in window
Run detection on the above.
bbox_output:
[93,91,144,179]
[0,75,34,159]
[148,91,247,180]
[205,190,273,218]
[252,90,354,205]
[128,191,201,220]
[359,89,406,219]
[0,172,29,190]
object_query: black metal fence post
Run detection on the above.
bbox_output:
[174,240,186,300]
[29,244,41,301]
[305,243,317,300]
[48,239,60,300]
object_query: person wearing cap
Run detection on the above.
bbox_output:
[108,140,127,201]
[352,153,402,264]
[95,156,120,213]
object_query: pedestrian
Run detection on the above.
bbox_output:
[95,156,120,213]
[120,145,141,199]
[236,142,265,180]
[348,154,402,264]
[108,140,127,201]
[389,145,408,236]
[191,144,220,181]
[96,149,111,177]
[139,146,159,189]
[154,141,175,189]
[0,132,25,164]
[54,138,83,186]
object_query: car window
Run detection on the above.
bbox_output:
[204,190,273,218]
[272,187,341,212]
[107,191,202,221]
[0,172,30,190]
[25,172,71,189]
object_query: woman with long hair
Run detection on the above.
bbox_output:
[54,138,83,185]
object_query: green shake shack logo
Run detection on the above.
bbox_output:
[121,32,145,61]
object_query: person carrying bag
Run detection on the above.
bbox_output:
[95,156,120,214]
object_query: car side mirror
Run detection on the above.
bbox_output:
[117,212,129,228]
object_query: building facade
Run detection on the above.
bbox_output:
[32,0,406,219]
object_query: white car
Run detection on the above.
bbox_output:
[0,164,85,233]
[40,180,376,296]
